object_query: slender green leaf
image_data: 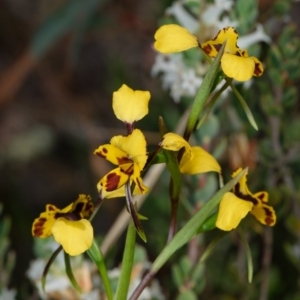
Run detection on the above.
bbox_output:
[64,252,82,293]
[151,168,248,273]
[184,42,226,140]
[237,227,253,283]
[31,0,82,58]
[87,240,113,300]
[115,220,136,300]
[230,84,258,130]
[42,246,62,293]
[197,79,231,130]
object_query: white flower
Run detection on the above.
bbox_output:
[166,0,199,33]
[238,24,271,49]
[202,0,234,26]
[0,288,17,300]
[215,16,239,30]
[181,69,202,96]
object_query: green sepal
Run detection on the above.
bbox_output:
[150,168,248,273]
[42,245,63,293]
[86,240,113,300]
[115,220,136,300]
[137,213,148,221]
[230,83,258,130]
[197,213,217,233]
[149,152,167,165]
[64,252,82,293]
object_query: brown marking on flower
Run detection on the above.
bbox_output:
[213,44,222,52]
[263,207,275,225]
[120,163,134,175]
[48,205,55,211]
[95,149,106,158]
[254,62,263,76]
[54,212,65,219]
[257,192,268,203]
[136,177,145,193]
[105,172,122,191]
[117,156,132,165]
[265,217,274,225]
[201,43,213,55]
[234,183,259,205]
[73,202,85,214]
[33,217,47,236]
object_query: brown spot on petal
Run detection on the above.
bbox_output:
[234,183,259,205]
[48,205,55,211]
[265,217,274,225]
[263,207,275,226]
[120,163,134,175]
[33,218,47,237]
[254,62,263,76]
[96,151,106,159]
[213,44,222,52]
[263,207,273,217]
[73,202,84,214]
[201,44,213,55]
[105,172,122,191]
[102,147,108,154]
[117,156,132,165]
[257,192,267,203]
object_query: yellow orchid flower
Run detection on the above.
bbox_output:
[161,132,221,174]
[94,129,148,195]
[154,24,199,53]
[113,84,151,124]
[32,194,94,256]
[216,168,276,231]
[201,27,264,81]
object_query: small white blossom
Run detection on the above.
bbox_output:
[0,288,16,300]
[166,0,199,33]
[238,24,271,49]
[181,69,202,96]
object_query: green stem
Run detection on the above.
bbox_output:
[64,252,82,292]
[230,83,258,130]
[115,220,137,300]
[87,240,113,300]
[237,227,253,283]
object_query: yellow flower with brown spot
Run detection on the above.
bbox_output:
[201,27,264,81]
[154,24,199,53]
[113,84,151,124]
[94,129,148,195]
[32,195,94,256]
[160,132,221,174]
[216,168,276,231]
